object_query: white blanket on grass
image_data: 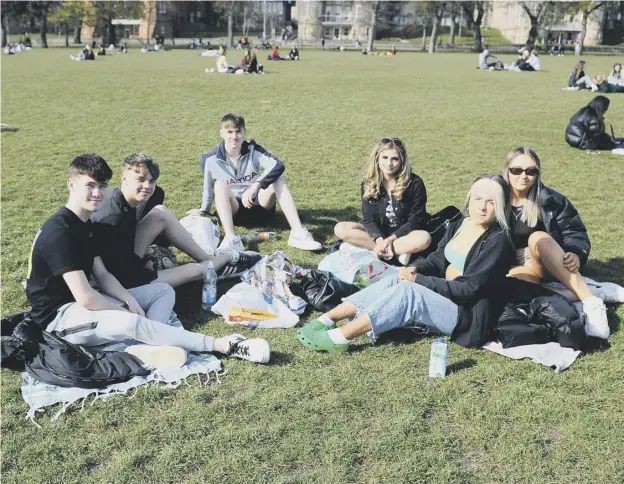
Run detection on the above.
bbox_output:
[482,341,581,373]
[21,313,222,425]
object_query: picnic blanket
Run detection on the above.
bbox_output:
[482,341,581,373]
[21,312,222,425]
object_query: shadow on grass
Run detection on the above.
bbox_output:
[447,358,478,375]
[583,257,624,287]
[1,126,19,133]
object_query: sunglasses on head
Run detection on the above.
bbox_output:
[380,137,404,150]
[509,167,539,177]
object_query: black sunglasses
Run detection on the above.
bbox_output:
[380,137,404,150]
[509,167,539,177]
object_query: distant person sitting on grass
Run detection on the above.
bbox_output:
[97,44,106,56]
[334,138,431,266]
[297,175,513,353]
[27,153,270,368]
[268,46,285,60]
[509,50,540,72]
[607,62,624,87]
[237,49,252,70]
[92,153,261,288]
[565,60,588,89]
[288,46,300,60]
[215,45,237,73]
[189,113,322,252]
[70,45,93,62]
[247,53,264,74]
[478,46,498,70]
[502,147,610,338]
[387,45,397,56]
[565,96,621,151]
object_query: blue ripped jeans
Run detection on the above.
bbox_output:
[344,275,459,341]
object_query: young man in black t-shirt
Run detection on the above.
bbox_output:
[26,154,270,366]
[92,153,260,288]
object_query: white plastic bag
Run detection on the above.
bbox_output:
[179,215,220,256]
[211,282,299,329]
[320,242,397,287]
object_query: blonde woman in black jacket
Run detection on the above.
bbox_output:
[298,175,514,352]
[503,147,609,339]
[334,138,431,266]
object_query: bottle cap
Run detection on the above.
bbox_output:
[207,261,214,269]
[436,337,445,343]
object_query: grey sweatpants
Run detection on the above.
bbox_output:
[46,283,214,352]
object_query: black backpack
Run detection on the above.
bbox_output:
[1,313,150,388]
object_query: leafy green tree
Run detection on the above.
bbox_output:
[48,1,86,46]
[29,1,55,48]
[1,1,28,47]
[461,1,489,52]
[568,1,609,56]
[519,1,555,49]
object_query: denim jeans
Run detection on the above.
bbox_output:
[344,275,459,341]
[46,283,215,352]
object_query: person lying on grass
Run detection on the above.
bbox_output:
[334,137,431,266]
[297,174,513,352]
[27,154,270,368]
[92,153,261,288]
[502,147,610,339]
[190,113,322,252]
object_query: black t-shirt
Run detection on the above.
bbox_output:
[510,206,547,249]
[26,207,99,327]
[91,188,157,288]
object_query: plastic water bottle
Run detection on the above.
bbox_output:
[429,337,448,378]
[241,231,276,243]
[201,261,217,311]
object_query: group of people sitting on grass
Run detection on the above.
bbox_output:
[478,46,540,72]
[206,46,266,74]
[566,61,624,93]
[23,112,614,371]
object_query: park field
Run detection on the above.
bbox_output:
[1,48,624,483]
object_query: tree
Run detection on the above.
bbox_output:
[519,1,554,49]
[426,2,447,53]
[448,2,460,45]
[30,1,55,48]
[84,2,142,47]
[1,1,28,47]
[360,1,381,53]
[48,1,86,46]
[570,1,607,56]
[461,1,488,52]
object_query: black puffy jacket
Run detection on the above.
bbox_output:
[565,106,616,150]
[539,186,591,266]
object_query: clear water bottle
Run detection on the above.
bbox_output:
[201,261,217,311]
[429,337,448,378]
[241,231,276,244]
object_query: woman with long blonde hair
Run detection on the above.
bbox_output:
[334,137,431,265]
[503,146,609,339]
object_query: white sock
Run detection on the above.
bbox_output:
[327,328,351,344]
[318,314,334,327]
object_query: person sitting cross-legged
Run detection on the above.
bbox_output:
[189,113,322,252]
[92,153,261,288]
[297,175,514,352]
[27,154,270,367]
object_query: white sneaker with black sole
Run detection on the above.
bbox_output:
[216,250,262,280]
[124,345,188,369]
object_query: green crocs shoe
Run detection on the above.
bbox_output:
[303,319,336,331]
[296,327,349,353]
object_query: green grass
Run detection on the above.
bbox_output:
[2,49,624,483]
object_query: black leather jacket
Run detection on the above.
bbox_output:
[565,106,616,150]
[538,186,591,266]
[360,173,428,240]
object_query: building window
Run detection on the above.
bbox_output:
[343,27,349,37]
[324,28,330,36]
[334,27,339,39]
[158,1,167,14]
[197,10,201,22]
[190,12,195,24]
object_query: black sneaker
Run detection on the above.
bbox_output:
[216,250,262,280]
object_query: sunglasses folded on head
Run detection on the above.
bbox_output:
[380,137,404,149]
[509,167,539,176]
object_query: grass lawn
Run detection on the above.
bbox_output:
[2,48,624,483]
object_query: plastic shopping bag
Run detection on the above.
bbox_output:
[179,215,220,256]
[211,282,299,329]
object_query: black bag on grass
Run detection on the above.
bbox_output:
[530,295,587,350]
[299,270,360,312]
[495,303,551,347]
[1,313,149,388]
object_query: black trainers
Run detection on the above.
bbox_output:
[216,251,262,280]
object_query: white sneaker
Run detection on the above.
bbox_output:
[288,228,322,251]
[398,253,412,266]
[229,338,271,364]
[125,345,187,369]
[581,296,610,339]
[218,235,244,252]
